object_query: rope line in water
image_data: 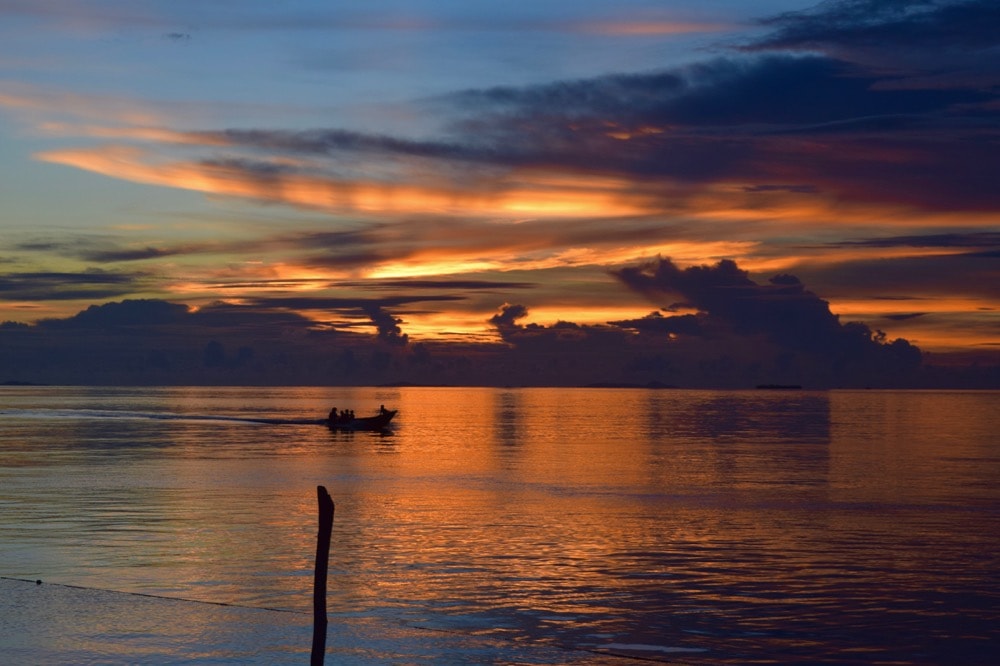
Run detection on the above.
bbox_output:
[0,575,302,614]
[1,576,659,663]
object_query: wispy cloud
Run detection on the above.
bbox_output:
[0,269,144,302]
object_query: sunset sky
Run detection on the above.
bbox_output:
[1,0,997,386]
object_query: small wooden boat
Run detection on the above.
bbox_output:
[326,407,397,431]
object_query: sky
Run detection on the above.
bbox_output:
[0,0,998,387]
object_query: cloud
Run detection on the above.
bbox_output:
[488,302,630,349]
[884,312,927,321]
[610,310,704,337]
[363,304,408,345]
[612,257,923,369]
[3,0,996,380]
[748,0,1000,99]
[23,1,1000,222]
[81,245,193,262]
[0,270,143,302]
[0,292,991,388]
[38,298,189,329]
[489,303,530,341]
[795,240,1000,302]
[38,46,998,217]
[343,278,535,291]
[751,1,1000,57]
[834,230,1000,249]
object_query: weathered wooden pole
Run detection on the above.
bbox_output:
[311,485,335,666]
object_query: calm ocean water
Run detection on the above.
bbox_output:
[1,386,997,664]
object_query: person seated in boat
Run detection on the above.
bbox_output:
[379,404,387,415]
[328,407,338,423]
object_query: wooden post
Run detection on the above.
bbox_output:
[311,485,335,666]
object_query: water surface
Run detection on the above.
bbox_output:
[1,386,997,663]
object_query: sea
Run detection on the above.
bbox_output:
[1,386,997,664]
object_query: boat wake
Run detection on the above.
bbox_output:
[0,408,327,426]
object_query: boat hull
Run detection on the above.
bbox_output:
[327,410,397,431]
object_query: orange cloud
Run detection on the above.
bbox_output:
[36,145,658,219]
[0,84,169,127]
[572,19,735,36]
[36,122,228,145]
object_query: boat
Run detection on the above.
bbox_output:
[326,406,397,431]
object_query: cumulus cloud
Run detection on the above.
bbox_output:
[39,299,189,329]
[364,304,409,345]
[489,302,529,336]
[613,256,923,369]
[488,302,632,350]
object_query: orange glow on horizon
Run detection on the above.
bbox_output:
[366,240,758,279]
[830,296,994,317]
[828,296,998,350]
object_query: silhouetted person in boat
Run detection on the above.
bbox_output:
[379,404,387,415]
[328,408,338,423]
